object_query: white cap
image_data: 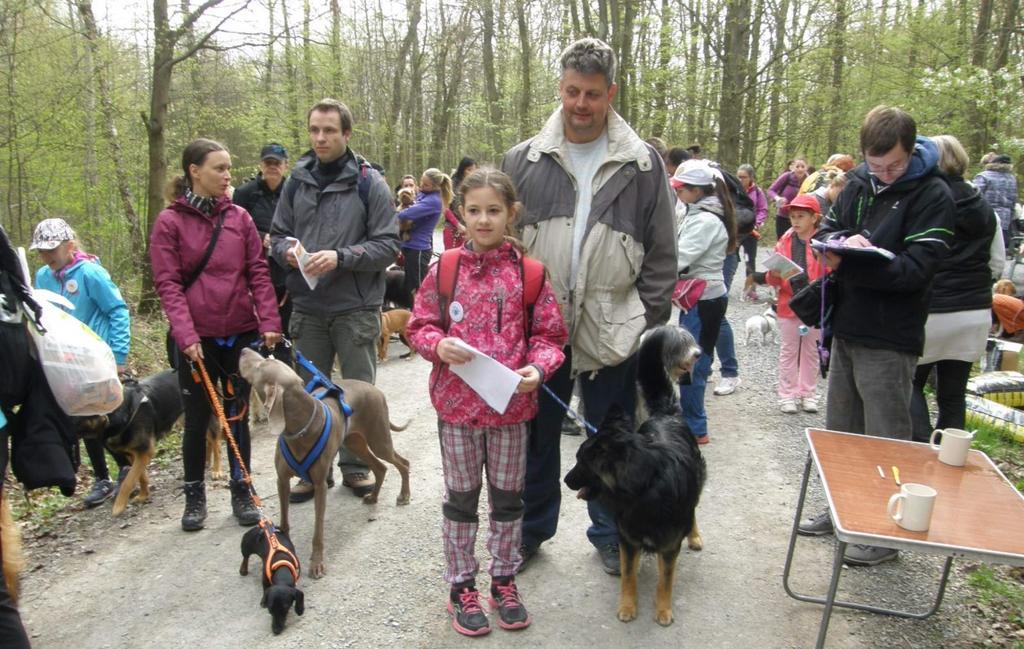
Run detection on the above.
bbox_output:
[30,218,75,250]
[670,160,723,189]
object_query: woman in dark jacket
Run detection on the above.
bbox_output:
[150,138,282,532]
[910,135,1003,441]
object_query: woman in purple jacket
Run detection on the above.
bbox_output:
[737,164,768,290]
[150,138,282,532]
[397,168,452,301]
[768,157,809,239]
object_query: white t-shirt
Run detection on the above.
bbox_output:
[566,131,609,287]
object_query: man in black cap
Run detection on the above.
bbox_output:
[234,143,292,331]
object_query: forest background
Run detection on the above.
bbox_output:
[0,0,1021,302]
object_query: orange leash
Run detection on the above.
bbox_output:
[193,357,301,582]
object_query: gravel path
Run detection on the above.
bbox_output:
[15,254,989,648]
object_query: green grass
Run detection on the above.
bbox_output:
[966,565,1024,627]
[971,420,1024,492]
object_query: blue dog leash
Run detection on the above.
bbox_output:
[542,384,598,435]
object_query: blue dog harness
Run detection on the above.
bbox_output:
[272,345,353,482]
[278,400,333,483]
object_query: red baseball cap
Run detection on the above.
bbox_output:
[788,193,821,215]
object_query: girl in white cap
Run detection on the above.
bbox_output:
[31,217,131,507]
[671,160,738,445]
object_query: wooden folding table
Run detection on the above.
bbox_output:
[783,428,1024,648]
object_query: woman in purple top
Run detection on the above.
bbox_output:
[768,157,809,239]
[397,167,452,300]
[737,164,768,291]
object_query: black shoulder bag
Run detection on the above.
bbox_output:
[166,213,225,368]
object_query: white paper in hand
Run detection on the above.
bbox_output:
[448,339,523,415]
[289,239,319,290]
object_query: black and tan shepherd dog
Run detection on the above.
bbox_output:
[75,370,188,516]
[565,325,706,627]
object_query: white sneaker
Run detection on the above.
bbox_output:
[780,399,799,414]
[713,377,741,396]
[802,396,819,413]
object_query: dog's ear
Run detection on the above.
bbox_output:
[600,403,633,431]
[265,383,287,436]
[294,588,305,615]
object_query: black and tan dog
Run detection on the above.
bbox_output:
[240,524,304,634]
[565,325,706,626]
[75,369,221,516]
[238,348,411,578]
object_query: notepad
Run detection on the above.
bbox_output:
[448,339,523,414]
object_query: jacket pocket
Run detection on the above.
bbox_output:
[591,292,646,366]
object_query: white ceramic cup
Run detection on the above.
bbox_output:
[887,483,937,532]
[929,428,975,467]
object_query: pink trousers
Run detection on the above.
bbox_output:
[778,315,821,399]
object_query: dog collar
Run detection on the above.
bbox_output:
[284,399,320,440]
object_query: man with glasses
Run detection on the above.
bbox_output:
[797,106,954,566]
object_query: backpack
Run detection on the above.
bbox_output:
[436,248,546,337]
[284,154,374,212]
[716,166,756,237]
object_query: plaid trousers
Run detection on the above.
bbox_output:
[438,420,529,584]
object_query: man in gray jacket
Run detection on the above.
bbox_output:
[271,99,400,500]
[502,38,677,576]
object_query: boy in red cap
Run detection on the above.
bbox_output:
[764,193,828,413]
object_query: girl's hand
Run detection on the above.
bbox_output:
[767,269,780,280]
[437,337,473,365]
[263,331,282,348]
[515,365,541,393]
[183,342,203,362]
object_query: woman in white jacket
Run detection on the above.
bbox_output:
[672,160,737,444]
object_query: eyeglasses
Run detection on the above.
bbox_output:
[866,160,908,176]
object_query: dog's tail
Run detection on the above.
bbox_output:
[1,486,23,602]
[638,326,692,415]
[390,419,412,432]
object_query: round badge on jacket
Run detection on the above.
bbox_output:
[64,279,79,295]
[449,301,465,323]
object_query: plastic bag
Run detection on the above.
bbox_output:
[27,298,123,416]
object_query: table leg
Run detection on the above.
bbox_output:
[815,540,847,649]
[782,452,814,600]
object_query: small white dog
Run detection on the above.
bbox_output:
[744,308,778,346]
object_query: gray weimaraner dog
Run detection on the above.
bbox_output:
[239,348,411,578]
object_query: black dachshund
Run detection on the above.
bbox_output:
[565,325,706,627]
[240,524,304,634]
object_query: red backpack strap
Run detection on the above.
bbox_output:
[437,248,462,331]
[520,255,546,337]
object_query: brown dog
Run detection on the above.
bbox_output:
[378,308,414,361]
[239,348,411,578]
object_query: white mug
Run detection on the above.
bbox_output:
[929,428,975,467]
[887,483,937,532]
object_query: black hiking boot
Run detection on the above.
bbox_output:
[180,480,207,532]
[230,479,260,527]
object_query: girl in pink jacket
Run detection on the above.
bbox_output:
[407,168,566,637]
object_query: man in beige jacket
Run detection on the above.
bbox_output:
[502,37,677,576]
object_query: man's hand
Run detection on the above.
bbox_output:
[437,338,473,365]
[262,233,272,251]
[284,246,298,268]
[842,234,872,248]
[305,250,339,277]
[515,365,541,393]
[263,331,282,348]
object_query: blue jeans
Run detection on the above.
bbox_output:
[716,253,739,379]
[679,297,728,438]
[522,348,635,550]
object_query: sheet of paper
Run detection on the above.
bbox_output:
[810,239,896,261]
[762,252,803,280]
[289,239,319,290]
[448,339,523,415]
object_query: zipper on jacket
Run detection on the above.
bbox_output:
[495,285,506,333]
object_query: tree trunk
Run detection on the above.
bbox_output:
[77,0,144,263]
[516,0,532,139]
[330,0,342,95]
[385,0,421,177]
[263,0,275,137]
[68,1,99,226]
[302,0,313,102]
[826,0,847,154]
[281,0,302,150]
[649,0,672,139]
[481,0,503,154]
[763,0,790,178]
[716,0,752,170]
[971,0,993,67]
[741,0,764,162]
[684,0,700,144]
[991,0,1021,71]
[616,0,636,124]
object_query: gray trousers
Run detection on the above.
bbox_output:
[825,337,916,440]
[289,308,381,473]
